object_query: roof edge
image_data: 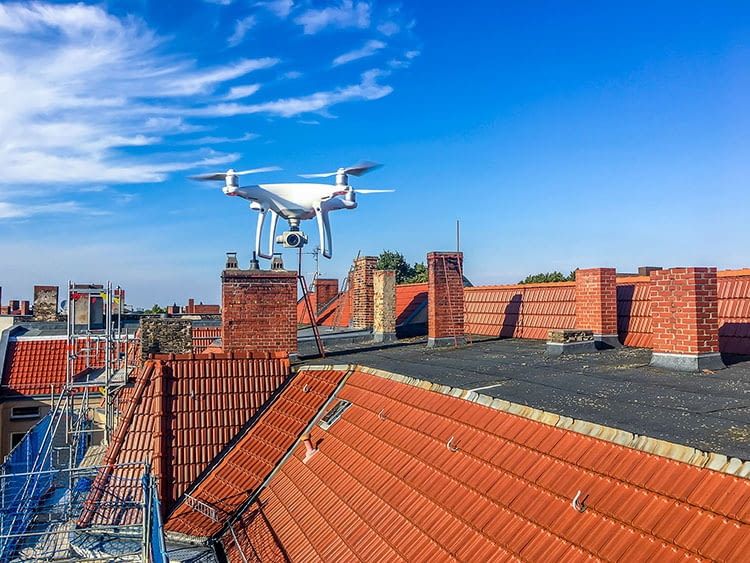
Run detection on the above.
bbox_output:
[298,364,750,479]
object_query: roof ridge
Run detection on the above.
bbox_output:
[305,365,750,479]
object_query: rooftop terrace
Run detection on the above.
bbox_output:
[302,338,750,460]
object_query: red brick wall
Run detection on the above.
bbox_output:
[575,268,617,336]
[465,282,576,339]
[350,257,376,329]
[650,268,719,355]
[314,279,339,313]
[428,252,464,341]
[221,269,297,354]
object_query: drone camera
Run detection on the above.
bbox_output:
[276,230,308,248]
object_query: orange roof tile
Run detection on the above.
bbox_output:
[82,352,291,526]
[165,368,346,537]
[192,326,221,353]
[218,368,750,562]
[395,282,428,325]
[2,337,111,397]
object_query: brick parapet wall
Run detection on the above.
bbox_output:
[33,285,59,322]
[649,267,719,355]
[350,257,377,329]
[428,252,465,342]
[221,269,297,354]
[373,270,396,338]
[575,268,617,336]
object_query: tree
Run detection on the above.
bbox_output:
[518,270,577,284]
[375,251,429,284]
[144,304,166,314]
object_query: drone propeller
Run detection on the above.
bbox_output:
[300,161,382,179]
[190,166,281,181]
[354,189,395,194]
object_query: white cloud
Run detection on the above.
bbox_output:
[227,15,257,47]
[377,21,399,36]
[332,39,385,66]
[295,0,370,34]
[180,69,392,118]
[283,70,302,79]
[224,84,262,100]
[256,0,293,18]
[405,49,420,59]
[0,2,278,187]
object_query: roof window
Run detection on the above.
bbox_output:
[319,400,352,430]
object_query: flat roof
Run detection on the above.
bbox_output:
[302,337,750,460]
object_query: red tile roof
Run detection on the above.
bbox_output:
[719,272,750,355]
[81,352,291,526]
[465,283,576,339]
[165,368,346,537]
[1,337,109,397]
[617,280,652,348]
[192,326,221,353]
[218,367,750,562]
[395,282,428,325]
[299,283,428,329]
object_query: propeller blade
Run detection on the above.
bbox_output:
[189,172,227,181]
[235,166,282,175]
[344,161,381,176]
[354,189,395,194]
[299,171,338,179]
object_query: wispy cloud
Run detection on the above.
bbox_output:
[0,201,107,220]
[333,39,386,66]
[295,0,370,34]
[228,15,257,46]
[181,133,259,145]
[256,0,294,18]
[178,69,392,118]
[377,21,399,36]
[0,2,273,187]
[224,84,262,100]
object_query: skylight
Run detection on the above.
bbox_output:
[318,400,352,430]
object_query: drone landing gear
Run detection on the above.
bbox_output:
[254,209,279,260]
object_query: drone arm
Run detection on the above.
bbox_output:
[314,203,333,259]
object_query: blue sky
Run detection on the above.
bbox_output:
[0,1,748,307]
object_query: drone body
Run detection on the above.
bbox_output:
[191,163,392,260]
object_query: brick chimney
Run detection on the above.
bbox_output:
[649,267,724,371]
[427,252,465,347]
[350,257,377,330]
[221,266,297,355]
[373,270,397,342]
[575,268,618,349]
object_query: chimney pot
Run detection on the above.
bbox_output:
[225,252,239,269]
[300,432,317,463]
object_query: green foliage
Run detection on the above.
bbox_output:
[519,270,577,284]
[144,304,166,314]
[376,251,429,284]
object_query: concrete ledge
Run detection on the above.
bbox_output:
[373,331,397,343]
[324,364,750,479]
[427,336,467,348]
[594,334,621,350]
[546,340,597,358]
[650,352,726,372]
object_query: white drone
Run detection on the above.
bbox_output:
[191,162,393,259]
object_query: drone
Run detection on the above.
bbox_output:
[191,162,393,260]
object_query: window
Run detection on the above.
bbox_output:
[10,406,41,420]
[319,400,352,430]
[10,432,26,450]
